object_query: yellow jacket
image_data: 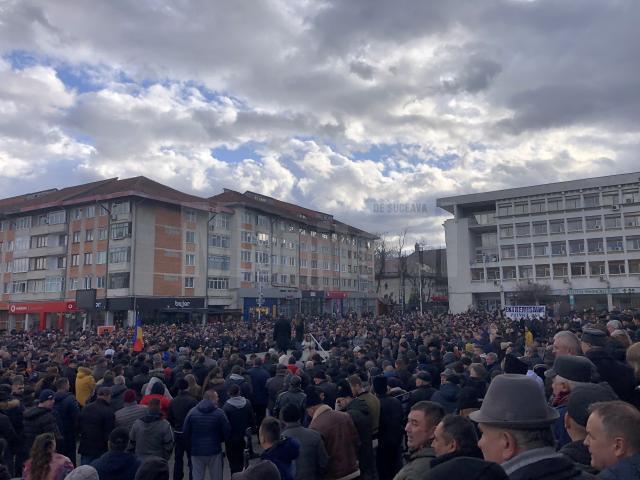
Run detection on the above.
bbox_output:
[525,330,534,347]
[75,366,96,406]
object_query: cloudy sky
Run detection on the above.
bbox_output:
[1,0,639,247]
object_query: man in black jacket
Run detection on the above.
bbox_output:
[53,377,79,465]
[372,376,404,480]
[408,372,437,408]
[431,414,483,469]
[22,389,61,456]
[78,386,115,465]
[168,379,198,480]
[91,427,141,480]
[222,384,255,474]
[273,316,292,353]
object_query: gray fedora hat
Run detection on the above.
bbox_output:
[469,374,558,429]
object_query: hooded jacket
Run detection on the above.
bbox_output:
[128,412,174,459]
[222,396,255,442]
[75,367,96,407]
[261,437,300,480]
[168,391,198,432]
[91,450,141,480]
[431,383,460,414]
[182,399,231,456]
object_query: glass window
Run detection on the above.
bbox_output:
[530,201,545,213]
[551,241,567,256]
[609,261,626,275]
[532,222,547,235]
[519,265,533,279]
[186,231,196,244]
[536,264,551,278]
[585,216,602,231]
[590,262,606,276]
[241,231,253,243]
[514,203,528,215]
[553,263,568,277]
[48,211,66,225]
[622,190,640,204]
[606,237,624,253]
[502,266,516,279]
[569,240,585,255]
[517,244,531,258]
[550,220,565,234]
[71,254,80,266]
[185,210,197,223]
[15,217,32,230]
[627,236,640,251]
[83,252,93,265]
[111,223,130,240]
[499,225,514,238]
[547,198,563,211]
[185,254,196,266]
[624,214,640,228]
[584,195,599,208]
[111,201,130,215]
[72,231,81,243]
[602,192,619,206]
[208,255,231,270]
[96,276,105,288]
[501,245,515,259]
[241,250,251,262]
[74,208,83,220]
[86,229,94,241]
[587,238,604,253]
[565,197,581,209]
[109,247,131,264]
[45,276,64,293]
[571,263,586,276]
[567,218,583,232]
[534,243,549,256]
[15,237,29,251]
[605,215,622,230]
[108,272,130,289]
[95,251,107,264]
[516,223,530,236]
[31,235,48,249]
[213,214,230,230]
[86,205,96,218]
[208,277,229,289]
[498,204,512,216]
[185,277,194,288]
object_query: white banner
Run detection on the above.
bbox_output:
[504,305,546,320]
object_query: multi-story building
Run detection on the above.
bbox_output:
[437,172,640,314]
[0,177,376,331]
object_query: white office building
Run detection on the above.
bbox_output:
[437,172,640,314]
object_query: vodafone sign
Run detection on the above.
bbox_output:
[7,301,78,314]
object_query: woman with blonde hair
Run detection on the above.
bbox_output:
[184,374,202,399]
[22,433,73,480]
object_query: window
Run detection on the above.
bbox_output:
[208,255,230,270]
[31,235,48,248]
[311,259,318,269]
[290,257,296,267]
[627,236,640,251]
[185,210,197,223]
[69,278,79,291]
[609,261,626,275]
[584,195,599,208]
[569,240,585,255]
[185,277,194,288]
[551,241,566,256]
[605,215,622,230]
[185,254,196,266]
[255,251,269,264]
[530,201,545,213]
[571,263,586,276]
[98,203,109,216]
[501,245,515,259]
[255,271,269,283]
[553,263,568,277]
[517,244,531,258]
[585,216,602,231]
[72,231,81,243]
[534,243,549,256]
[214,214,230,230]
[74,208,83,220]
[111,223,131,240]
[516,223,530,236]
[45,276,63,293]
[241,231,253,243]
[48,211,66,225]
[109,247,131,263]
[208,277,229,289]
[15,237,29,251]
[96,276,105,288]
[15,216,32,230]
[629,260,640,275]
[241,250,252,262]
[471,269,485,281]
[606,237,624,253]
[590,262,606,276]
[108,272,130,289]
[86,205,95,218]
[13,258,29,273]
[498,204,513,216]
[95,251,106,264]
[208,234,230,248]
[502,266,516,279]
[533,222,547,235]
[283,275,290,284]
[486,268,500,280]
[514,203,528,215]
[30,257,47,271]
[186,231,196,244]
[96,228,107,240]
[71,254,80,266]
[567,218,583,232]
[499,225,514,239]
[587,238,604,254]
[58,235,68,247]
[624,214,640,228]
[257,215,269,227]
[519,265,533,279]
[536,265,551,278]
[83,276,92,289]
[603,193,619,206]
[622,190,640,204]
[549,220,565,234]
[257,232,269,246]
[57,256,67,269]
[11,281,27,293]
[566,197,581,209]
[547,198,563,211]
[300,259,308,268]
[242,212,254,224]
[111,201,130,215]
[242,271,252,282]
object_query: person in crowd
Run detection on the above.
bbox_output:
[129,397,174,460]
[266,364,289,414]
[313,370,338,408]
[553,331,583,357]
[182,389,231,480]
[53,377,79,466]
[22,432,74,480]
[282,403,328,480]
[423,457,508,480]
[306,385,361,480]
[109,375,128,410]
[91,426,142,480]
[584,400,640,478]
[135,456,171,480]
[247,357,270,428]
[560,383,618,474]
[116,389,148,431]
[23,390,62,457]
[78,386,115,465]
[408,371,436,408]
[348,374,380,438]
[394,401,445,480]
[75,366,96,407]
[431,369,461,414]
[430,414,482,469]
[0,382,23,475]
[169,378,198,480]
[202,368,229,406]
[229,459,281,480]
[274,316,292,353]
[372,375,404,480]
[274,375,306,420]
[470,374,592,480]
[259,417,300,480]
[140,380,171,418]
[222,384,255,474]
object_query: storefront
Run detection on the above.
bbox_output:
[103,296,207,326]
[5,300,81,332]
[301,290,325,316]
[240,287,302,321]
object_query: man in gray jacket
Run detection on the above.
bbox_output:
[282,403,328,480]
[128,398,174,460]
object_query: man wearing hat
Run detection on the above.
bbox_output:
[559,384,618,474]
[545,355,595,448]
[408,372,436,408]
[373,376,404,480]
[306,385,360,480]
[22,388,62,456]
[581,327,635,402]
[470,374,591,480]
[431,369,461,414]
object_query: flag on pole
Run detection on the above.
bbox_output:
[132,310,144,352]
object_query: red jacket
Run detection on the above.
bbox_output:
[140,393,171,418]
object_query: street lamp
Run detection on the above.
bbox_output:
[415,243,424,314]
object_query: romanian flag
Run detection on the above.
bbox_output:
[132,311,144,352]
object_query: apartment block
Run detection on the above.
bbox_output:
[437,172,640,314]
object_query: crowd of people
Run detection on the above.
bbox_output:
[0,307,639,480]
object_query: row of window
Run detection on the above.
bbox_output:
[4,247,132,273]
[471,260,639,281]
[499,214,640,238]
[240,271,369,289]
[500,237,640,259]
[497,189,640,216]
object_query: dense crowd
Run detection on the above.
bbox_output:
[1,307,640,480]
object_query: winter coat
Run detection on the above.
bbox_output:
[309,404,360,480]
[393,447,436,480]
[316,380,338,407]
[261,437,300,480]
[224,373,253,399]
[559,440,597,475]
[23,406,62,453]
[78,398,115,457]
[463,377,488,400]
[274,318,292,350]
[140,393,171,418]
[599,453,640,480]
[266,372,287,411]
[358,391,380,437]
[503,447,594,480]
[22,452,73,480]
[345,397,376,480]
[75,367,96,407]
[168,391,198,432]
[115,403,148,431]
[377,394,405,447]
[408,385,436,408]
[431,383,460,414]
[429,446,483,469]
[247,366,270,407]
[0,397,24,435]
[91,451,141,480]
[586,348,635,402]
[110,384,127,411]
[128,412,174,460]
[53,391,79,440]
[283,422,329,480]
[222,396,255,442]
[0,411,18,447]
[182,398,231,456]
[274,388,306,420]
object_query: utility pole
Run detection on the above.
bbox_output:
[415,242,423,314]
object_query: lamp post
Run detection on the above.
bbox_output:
[415,243,424,314]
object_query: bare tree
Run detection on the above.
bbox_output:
[515,282,552,305]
